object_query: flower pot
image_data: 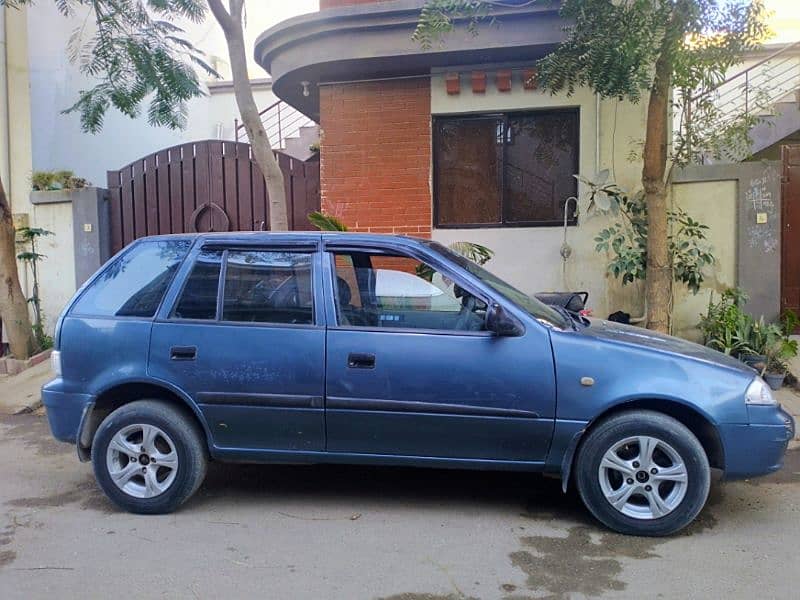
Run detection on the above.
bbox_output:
[763,372,786,390]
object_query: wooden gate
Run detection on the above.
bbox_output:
[106,140,320,253]
[781,145,800,318]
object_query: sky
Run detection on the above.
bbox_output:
[183,1,320,80]
[766,0,800,43]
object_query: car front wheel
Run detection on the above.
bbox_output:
[92,400,208,514]
[575,410,710,536]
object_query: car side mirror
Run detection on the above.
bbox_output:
[486,303,523,337]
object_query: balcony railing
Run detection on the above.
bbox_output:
[234,100,316,149]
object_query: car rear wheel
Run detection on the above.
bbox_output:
[92,400,207,514]
[575,410,710,536]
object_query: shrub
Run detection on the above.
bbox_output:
[31,170,91,191]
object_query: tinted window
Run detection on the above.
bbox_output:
[222,251,314,324]
[434,110,579,227]
[333,252,486,331]
[72,240,191,317]
[172,249,223,320]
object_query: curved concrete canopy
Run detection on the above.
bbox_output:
[254,0,565,120]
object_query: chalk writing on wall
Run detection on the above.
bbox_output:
[744,165,779,254]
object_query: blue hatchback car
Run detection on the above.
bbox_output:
[43,233,794,535]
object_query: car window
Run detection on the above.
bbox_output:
[172,249,223,320]
[222,250,314,325]
[332,251,486,331]
[425,241,570,329]
[72,240,191,318]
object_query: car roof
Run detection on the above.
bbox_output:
[137,231,432,250]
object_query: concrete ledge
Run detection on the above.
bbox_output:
[30,186,104,205]
[0,348,52,376]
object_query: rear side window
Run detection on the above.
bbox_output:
[172,249,223,320]
[223,250,314,325]
[72,240,191,318]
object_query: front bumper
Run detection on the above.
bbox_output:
[41,378,93,444]
[719,405,795,480]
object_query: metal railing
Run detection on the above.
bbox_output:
[234,100,316,149]
[687,40,800,129]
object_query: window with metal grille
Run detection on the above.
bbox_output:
[433,110,579,228]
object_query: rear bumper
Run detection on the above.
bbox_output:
[720,405,795,480]
[41,378,92,444]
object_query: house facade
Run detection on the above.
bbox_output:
[255,0,795,335]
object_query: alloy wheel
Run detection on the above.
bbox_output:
[598,435,688,520]
[106,424,179,499]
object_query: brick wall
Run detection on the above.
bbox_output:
[320,0,388,9]
[319,78,432,237]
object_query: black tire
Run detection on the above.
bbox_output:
[91,400,208,514]
[575,410,710,536]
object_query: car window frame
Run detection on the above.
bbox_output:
[160,242,324,330]
[68,238,194,322]
[324,244,496,337]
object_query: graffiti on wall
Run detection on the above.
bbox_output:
[744,163,780,255]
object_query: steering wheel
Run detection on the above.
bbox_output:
[454,294,481,331]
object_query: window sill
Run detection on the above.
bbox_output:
[434,221,578,229]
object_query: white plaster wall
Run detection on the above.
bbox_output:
[430,71,740,334]
[29,202,76,335]
[430,71,648,320]
[26,3,279,186]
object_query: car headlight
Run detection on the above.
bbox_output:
[745,377,777,406]
[50,350,62,377]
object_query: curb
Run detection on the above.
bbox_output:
[0,349,52,376]
[14,398,43,415]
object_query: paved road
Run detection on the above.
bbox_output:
[0,412,798,600]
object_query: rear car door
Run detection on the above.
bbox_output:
[323,241,556,462]
[149,240,326,455]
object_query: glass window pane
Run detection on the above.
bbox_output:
[173,249,223,320]
[222,251,314,325]
[504,111,579,224]
[434,118,502,226]
[333,252,486,331]
[73,240,191,317]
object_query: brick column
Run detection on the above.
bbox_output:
[319,78,432,237]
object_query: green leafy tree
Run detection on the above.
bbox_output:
[586,177,715,295]
[0,0,288,359]
[415,0,770,332]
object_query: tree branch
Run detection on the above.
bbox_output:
[229,0,244,22]
[206,0,235,36]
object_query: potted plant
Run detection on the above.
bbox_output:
[759,311,799,390]
[740,316,769,367]
[699,289,753,357]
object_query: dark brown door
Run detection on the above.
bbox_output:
[781,145,800,319]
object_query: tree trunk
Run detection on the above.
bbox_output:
[0,177,36,359]
[208,0,288,232]
[641,40,676,333]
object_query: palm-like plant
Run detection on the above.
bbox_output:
[307,211,494,267]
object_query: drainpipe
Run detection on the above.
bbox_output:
[595,92,600,173]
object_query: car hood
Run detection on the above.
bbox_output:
[577,318,755,376]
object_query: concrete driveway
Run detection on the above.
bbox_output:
[0,411,798,600]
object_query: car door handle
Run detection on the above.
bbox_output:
[347,353,375,369]
[170,346,197,361]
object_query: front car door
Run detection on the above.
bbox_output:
[323,239,556,463]
[150,238,326,456]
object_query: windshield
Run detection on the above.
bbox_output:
[425,242,570,329]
